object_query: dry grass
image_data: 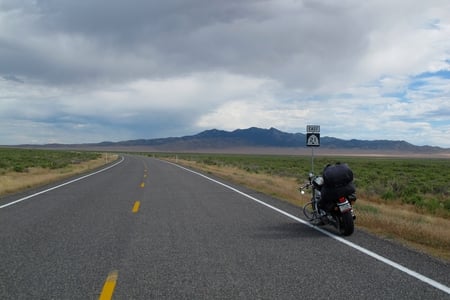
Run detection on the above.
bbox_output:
[355,199,450,260]
[170,158,450,262]
[0,153,118,196]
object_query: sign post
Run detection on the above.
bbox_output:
[306,125,320,173]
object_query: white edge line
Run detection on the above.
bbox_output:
[0,156,125,209]
[166,161,450,295]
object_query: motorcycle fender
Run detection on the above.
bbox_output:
[337,200,352,213]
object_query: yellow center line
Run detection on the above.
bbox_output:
[99,270,118,300]
[132,201,141,213]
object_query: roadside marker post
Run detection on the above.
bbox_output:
[306,125,320,173]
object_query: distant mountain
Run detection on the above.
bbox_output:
[87,127,445,153]
[18,127,447,154]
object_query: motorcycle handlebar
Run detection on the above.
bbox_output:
[299,182,312,191]
[299,173,317,191]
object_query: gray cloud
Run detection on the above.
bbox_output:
[0,0,374,88]
[0,0,449,146]
[1,75,24,83]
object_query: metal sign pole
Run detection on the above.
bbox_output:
[306,125,320,174]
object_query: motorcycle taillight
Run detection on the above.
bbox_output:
[338,197,346,203]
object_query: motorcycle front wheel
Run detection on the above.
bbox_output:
[302,201,317,221]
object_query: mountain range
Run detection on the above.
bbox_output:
[82,127,447,154]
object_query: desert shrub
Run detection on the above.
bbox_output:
[0,148,101,172]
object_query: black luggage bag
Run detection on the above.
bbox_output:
[320,163,355,211]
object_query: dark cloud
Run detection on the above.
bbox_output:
[0,0,372,88]
[1,75,24,83]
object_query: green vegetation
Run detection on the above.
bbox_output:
[156,153,450,217]
[0,148,101,173]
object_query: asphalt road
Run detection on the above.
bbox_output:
[0,155,449,299]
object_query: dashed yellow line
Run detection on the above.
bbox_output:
[132,201,141,213]
[99,270,118,300]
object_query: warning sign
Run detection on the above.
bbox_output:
[306,133,320,147]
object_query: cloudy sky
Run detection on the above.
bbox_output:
[1,0,449,147]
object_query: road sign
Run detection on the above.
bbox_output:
[306,125,320,133]
[306,125,320,172]
[306,133,320,147]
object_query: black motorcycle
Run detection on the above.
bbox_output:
[300,171,356,236]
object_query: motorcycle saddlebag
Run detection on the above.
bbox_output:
[321,182,356,202]
[320,182,356,211]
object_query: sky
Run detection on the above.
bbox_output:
[1,0,449,147]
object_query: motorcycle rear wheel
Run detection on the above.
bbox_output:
[338,211,354,236]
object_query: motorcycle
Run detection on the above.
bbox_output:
[299,172,356,236]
